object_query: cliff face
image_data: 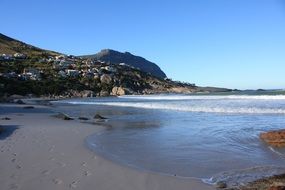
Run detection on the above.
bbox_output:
[81,49,167,79]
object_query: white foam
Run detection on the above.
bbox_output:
[119,95,285,100]
[269,147,285,157]
[66,101,285,114]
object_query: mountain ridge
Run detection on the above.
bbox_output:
[81,49,167,78]
[0,33,59,57]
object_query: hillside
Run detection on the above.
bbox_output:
[81,49,167,78]
[0,33,59,57]
[0,33,231,98]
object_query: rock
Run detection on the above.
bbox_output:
[81,90,94,98]
[215,181,227,189]
[268,183,285,190]
[78,117,89,121]
[9,94,25,99]
[53,113,73,120]
[94,114,108,120]
[100,74,112,84]
[23,106,34,109]
[260,130,285,147]
[1,117,11,120]
[111,87,126,96]
[0,126,3,134]
[15,99,25,104]
[99,90,110,97]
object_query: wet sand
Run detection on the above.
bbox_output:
[0,104,213,190]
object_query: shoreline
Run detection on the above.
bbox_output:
[0,103,214,190]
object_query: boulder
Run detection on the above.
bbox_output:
[1,117,11,120]
[111,87,126,96]
[99,90,110,97]
[23,106,35,109]
[100,74,112,84]
[9,94,25,99]
[53,113,73,120]
[94,114,108,120]
[268,185,285,190]
[215,181,227,189]
[0,126,3,134]
[78,117,89,121]
[15,99,25,104]
[260,130,285,147]
[81,90,94,98]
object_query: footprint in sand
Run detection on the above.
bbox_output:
[11,158,16,163]
[69,181,79,189]
[83,171,92,176]
[81,162,87,167]
[52,178,63,185]
[16,165,22,169]
[10,174,19,179]
[57,162,66,167]
[41,170,50,176]
[49,147,54,152]
[9,183,19,189]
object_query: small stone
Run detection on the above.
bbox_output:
[15,99,25,104]
[268,185,285,190]
[94,114,107,120]
[78,117,89,120]
[23,106,34,109]
[215,181,227,189]
[53,113,73,120]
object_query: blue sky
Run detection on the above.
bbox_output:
[1,0,285,89]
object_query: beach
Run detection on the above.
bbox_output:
[0,103,213,190]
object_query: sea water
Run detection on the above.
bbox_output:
[54,92,285,185]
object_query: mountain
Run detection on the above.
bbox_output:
[0,33,232,98]
[81,49,167,78]
[0,33,59,57]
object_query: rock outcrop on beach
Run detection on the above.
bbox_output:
[260,130,285,147]
[240,174,285,190]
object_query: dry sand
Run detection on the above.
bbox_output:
[0,104,214,190]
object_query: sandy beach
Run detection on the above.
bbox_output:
[0,103,214,190]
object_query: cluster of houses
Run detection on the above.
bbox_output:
[0,53,27,60]
[0,68,42,81]
[0,53,129,82]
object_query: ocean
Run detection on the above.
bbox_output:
[54,91,285,185]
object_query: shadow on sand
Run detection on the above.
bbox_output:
[0,125,19,140]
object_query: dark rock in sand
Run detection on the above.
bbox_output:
[260,130,285,147]
[16,99,25,104]
[78,117,89,121]
[1,117,11,120]
[94,114,108,120]
[0,126,4,134]
[215,181,227,189]
[268,185,285,190]
[238,174,285,190]
[53,113,74,120]
[23,106,35,109]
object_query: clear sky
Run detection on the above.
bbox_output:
[1,0,285,89]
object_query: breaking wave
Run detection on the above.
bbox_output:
[66,101,285,114]
[119,95,285,100]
